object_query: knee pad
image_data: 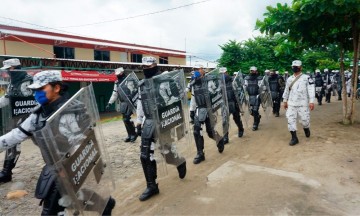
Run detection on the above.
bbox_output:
[140,139,154,163]
[35,165,57,200]
[193,125,202,137]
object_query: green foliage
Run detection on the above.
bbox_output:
[218,35,303,75]
[256,0,360,124]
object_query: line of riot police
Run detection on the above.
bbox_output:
[0,56,347,215]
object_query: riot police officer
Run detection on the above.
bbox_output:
[268,70,283,117]
[323,68,332,103]
[220,67,244,144]
[190,67,226,164]
[0,70,116,215]
[244,66,263,131]
[106,67,138,142]
[333,70,342,100]
[136,57,187,201]
[314,69,325,105]
[0,58,35,184]
[188,65,204,124]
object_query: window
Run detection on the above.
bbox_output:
[54,46,74,59]
[94,50,110,61]
[159,56,168,64]
[131,54,143,63]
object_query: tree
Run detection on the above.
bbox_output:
[218,35,302,75]
[217,40,243,75]
[256,0,360,124]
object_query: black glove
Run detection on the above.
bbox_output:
[105,104,110,111]
[136,124,142,136]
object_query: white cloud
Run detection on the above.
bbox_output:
[0,0,292,67]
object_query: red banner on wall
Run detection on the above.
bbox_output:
[61,70,117,82]
[1,70,117,82]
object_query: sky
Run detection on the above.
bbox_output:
[0,0,293,67]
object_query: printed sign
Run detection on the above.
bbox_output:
[10,97,37,117]
[158,100,184,132]
[62,132,101,192]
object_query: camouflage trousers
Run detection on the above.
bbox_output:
[285,106,310,131]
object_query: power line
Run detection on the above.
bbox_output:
[59,0,212,28]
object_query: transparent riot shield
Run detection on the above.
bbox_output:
[31,84,114,216]
[0,76,10,135]
[117,72,139,113]
[232,72,250,128]
[205,68,229,144]
[0,70,36,134]
[259,76,273,118]
[149,69,191,175]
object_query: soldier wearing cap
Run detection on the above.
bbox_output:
[0,58,34,184]
[219,67,244,143]
[0,70,117,215]
[106,67,138,142]
[136,56,187,201]
[244,66,264,131]
[283,60,315,146]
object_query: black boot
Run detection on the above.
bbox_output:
[193,152,205,164]
[139,161,159,201]
[123,122,132,142]
[128,121,138,142]
[193,128,205,164]
[102,197,116,216]
[139,182,159,201]
[275,112,279,117]
[177,161,187,179]
[0,156,18,184]
[217,138,224,153]
[238,128,244,137]
[223,133,229,144]
[304,128,310,138]
[252,115,261,131]
[289,131,299,146]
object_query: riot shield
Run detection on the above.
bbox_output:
[31,84,114,216]
[0,70,36,134]
[259,76,273,118]
[232,72,250,128]
[0,77,11,135]
[149,69,191,175]
[205,68,229,144]
[117,72,139,113]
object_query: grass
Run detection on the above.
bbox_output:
[100,115,123,123]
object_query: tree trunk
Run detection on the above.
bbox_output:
[350,19,360,124]
[339,44,349,124]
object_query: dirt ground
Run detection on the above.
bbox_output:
[1,95,360,215]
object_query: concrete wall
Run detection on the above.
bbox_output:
[120,52,128,62]
[0,40,186,65]
[75,48,94,60]
[0,40,53,58]
[169,56,186,65]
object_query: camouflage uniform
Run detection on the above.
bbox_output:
[283,74,315,132]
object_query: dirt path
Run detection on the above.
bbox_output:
[111,98,360,215]
[1,96,360,215]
